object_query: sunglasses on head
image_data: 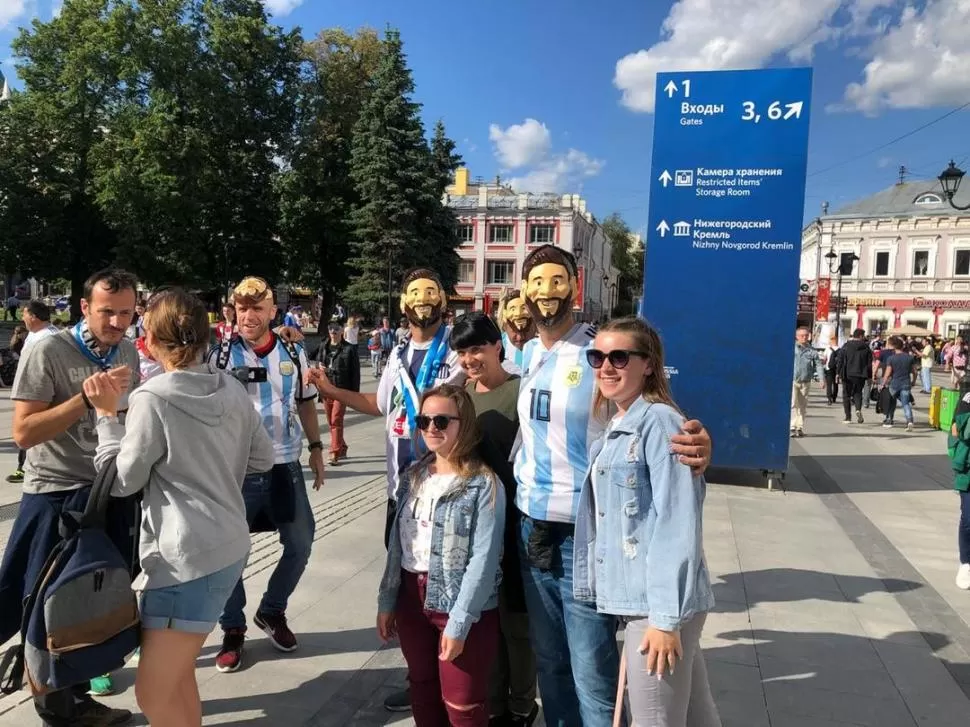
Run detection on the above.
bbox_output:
[586,349,648,370]
[415,414,460,431]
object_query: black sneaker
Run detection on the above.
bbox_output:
[509,704,539,726]
[5,469,23,484]
[216,628,246,672]
[74,699,132,726]
[384,687,412,712]
[254,611,298,652]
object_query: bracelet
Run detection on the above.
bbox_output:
[308,441,324,452]
[81,391,94,411]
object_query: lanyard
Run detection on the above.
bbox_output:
[72,322,119,370]
[399,323,448,432]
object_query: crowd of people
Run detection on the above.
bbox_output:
[0,247,719,727]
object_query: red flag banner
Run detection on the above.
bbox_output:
[815,278,831,321]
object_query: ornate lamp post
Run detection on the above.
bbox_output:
[824,248,859,336]
[938,161,969,211]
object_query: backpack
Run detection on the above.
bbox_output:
[0,457,140,696]
[213,335,304,400]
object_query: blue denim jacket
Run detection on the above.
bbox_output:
[378,467,505,641]
[573,397,714,631]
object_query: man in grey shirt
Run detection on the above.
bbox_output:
[0,269,141,727]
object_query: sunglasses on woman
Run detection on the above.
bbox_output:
[585,349,648,370]
[415,414,460,431]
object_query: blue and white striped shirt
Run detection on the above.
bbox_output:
[215,336,317,465]
[502,333,526,375]
[514,323,602,523]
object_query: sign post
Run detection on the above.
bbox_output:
[640,68,813,480]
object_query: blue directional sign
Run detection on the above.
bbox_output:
[640,68,813,473]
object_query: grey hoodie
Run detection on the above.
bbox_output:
[96,366,274,591]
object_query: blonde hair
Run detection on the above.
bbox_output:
[145,289,210,369]
[592,316,683,419]
[408,384,496,503]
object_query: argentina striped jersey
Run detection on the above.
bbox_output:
[502,333,526,375]
[514,322,604,523]
[215,336,318,465]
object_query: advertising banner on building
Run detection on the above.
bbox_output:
[573,266,585,312]
[640,67,813,472]
[816,278,831,321]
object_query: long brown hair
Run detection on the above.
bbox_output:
[592,316,682,419]
[409,384,495,502]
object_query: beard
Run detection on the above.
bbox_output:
[404,302,443,329]
[525,296,572,329]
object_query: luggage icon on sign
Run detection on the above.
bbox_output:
[674,170,693,187]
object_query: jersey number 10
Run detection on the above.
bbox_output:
[529,388,552,422]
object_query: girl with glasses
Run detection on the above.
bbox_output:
[377,384,505,726]
[574,317,720,727]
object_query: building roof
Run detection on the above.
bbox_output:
[827,180,970,219]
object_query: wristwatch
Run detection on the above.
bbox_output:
[308,441,324,453]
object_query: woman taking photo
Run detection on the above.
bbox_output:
[83,289,275,727]
[450,313,538,726]
[377,384,505,727]
[573,316,720,727]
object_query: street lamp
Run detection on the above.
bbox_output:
[938,160,969,211]
[825,248,859,336]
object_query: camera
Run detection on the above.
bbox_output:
[231,366,268,385]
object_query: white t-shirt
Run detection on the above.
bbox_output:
[376,328,465,499]
[22,325,58,358]
[400,472,459,573]
[344,324,359,345]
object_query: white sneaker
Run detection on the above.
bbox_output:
[956,564,970,590]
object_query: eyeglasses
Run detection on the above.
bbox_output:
[585,349,648,370]
[415,414,460,431]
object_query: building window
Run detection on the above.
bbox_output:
[874,251,889,277]
[913,250,929,277]
[458,225,474,244]
[839,252,857,275]
[530,225,555,244]
[957,250,970,277]
[914,193,943,206]
[487,261,515,285]
[458,261,475,284]
[489,225,513,244]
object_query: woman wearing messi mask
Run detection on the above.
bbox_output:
[82,289,274,727]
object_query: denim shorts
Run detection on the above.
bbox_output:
[139,558,246,634]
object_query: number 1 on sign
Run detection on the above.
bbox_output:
[682,79,691,98]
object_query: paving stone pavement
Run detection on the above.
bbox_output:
[1,371,969,725]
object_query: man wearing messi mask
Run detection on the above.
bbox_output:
[498,288,536,375]
[513,244,713,727]
[306,267,465,714]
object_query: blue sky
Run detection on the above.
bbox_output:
[2,0,968,233]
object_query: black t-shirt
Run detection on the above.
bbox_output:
[885,353,915,388]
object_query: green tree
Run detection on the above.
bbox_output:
[418,119,463,292]
[603,212,643,316]
[0,0,134,318]
[277,27,382,312]
[345,29,462,315]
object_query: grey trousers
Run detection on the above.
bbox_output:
[623,614,721,727]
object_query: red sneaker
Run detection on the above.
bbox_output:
[254,611,298,652]
[215,628,245,673]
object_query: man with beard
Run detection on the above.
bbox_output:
[498,288,535,374]
[513,245,712,727]
[306,267,464,714]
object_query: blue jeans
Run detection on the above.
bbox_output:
[219,462,315,630]
[887,384,913,424]
[517,516,618,727]
[921,367,933,392]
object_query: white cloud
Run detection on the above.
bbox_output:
[614,0,843,113]
[51,0,61,19]
[837,0,970,114]
[260,0,303,18]
[488,119,551,169]
[614,0,966,115]
[0,1,28,31]
[507,149,604,195]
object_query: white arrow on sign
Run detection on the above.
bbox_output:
[664,80,678,98]
[783,101,804,120]
[659,170,672,187]
[656,220,670,237]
